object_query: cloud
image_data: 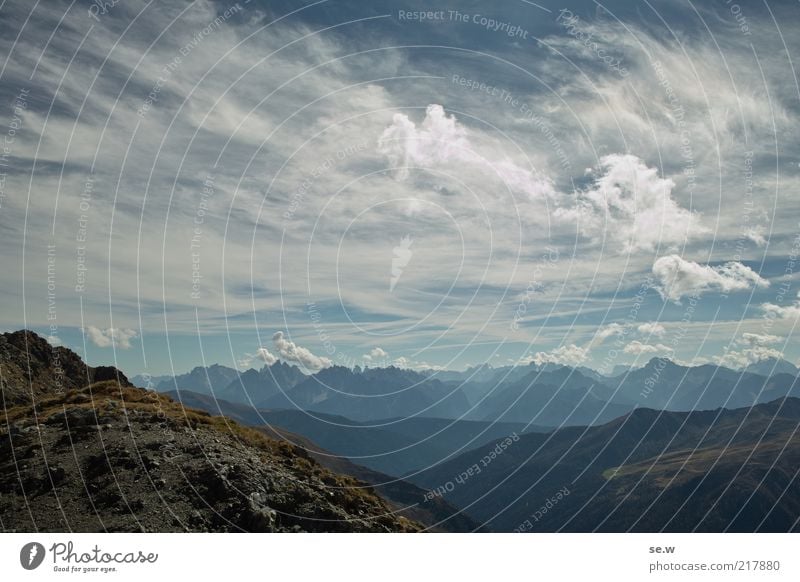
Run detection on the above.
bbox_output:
[46,335,62,347]
[378,104,471,181]
[652,255,769,302]
[362,347,388,362]
[761,293,800,320]
[257,347,278,366]
[637,322,666,337]
[85,326,138,349]
[3,2,797,373]
[393,356,411,368]
[525,326,621,367]
[378,115,706,256]
[272,331,331,372]
[736,333,781,347]
[623,340,673,355]
[591,323,624,346]
[744,226,767,247]
[713,332,784,369]
[528,344,589,366]
[392,356,445,371]
[554,155,706,252]
[715,347,784,370]
[237,347,278,369]
[378,115,703,257]
[377,104,553,199]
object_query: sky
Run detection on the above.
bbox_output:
[1,0,799,376]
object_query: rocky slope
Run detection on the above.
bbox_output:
[0,330,130,406]
[258,423,483,532]
[0,331,421,532]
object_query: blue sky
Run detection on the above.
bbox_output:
[1,0,799,375]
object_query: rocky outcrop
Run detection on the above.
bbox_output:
[0,330,132,407]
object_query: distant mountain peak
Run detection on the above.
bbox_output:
[744,357,799,377]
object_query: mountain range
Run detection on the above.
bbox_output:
[139,355,800,429]
[5,329,800,532]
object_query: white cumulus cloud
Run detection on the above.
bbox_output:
[237,346,278,369]
[528,344,589,366]
[85,326,138,349]
[392,356,445,371]
[362,347,388,363]
[378,104,471,180]
[554,154,706,252]
[713,332,784,370]
[652,254,769,302]
[377,104,553,199]
[761,293,800,320]
[272,331,331,372]
[257,347,278,366]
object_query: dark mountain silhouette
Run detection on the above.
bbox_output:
[216,361,306,406]
[257,423,482,532]
[410,398,800,532]
[467,366,630,426]
[166,389,537,477]
[145,356,800,428]
[744,357,799,377]
[423,363,525,385]
[597,358,800,411]
[263,365,470,421]
[155,363,239,397]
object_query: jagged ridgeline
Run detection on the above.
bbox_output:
[0,330,422,532]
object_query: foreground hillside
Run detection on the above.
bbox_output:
[0,331,420,532]
[410,398,800,532]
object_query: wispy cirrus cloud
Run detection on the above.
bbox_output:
[637,322,666,337]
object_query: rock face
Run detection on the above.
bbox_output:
[0,330,133,407]
[0,331,421,533]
